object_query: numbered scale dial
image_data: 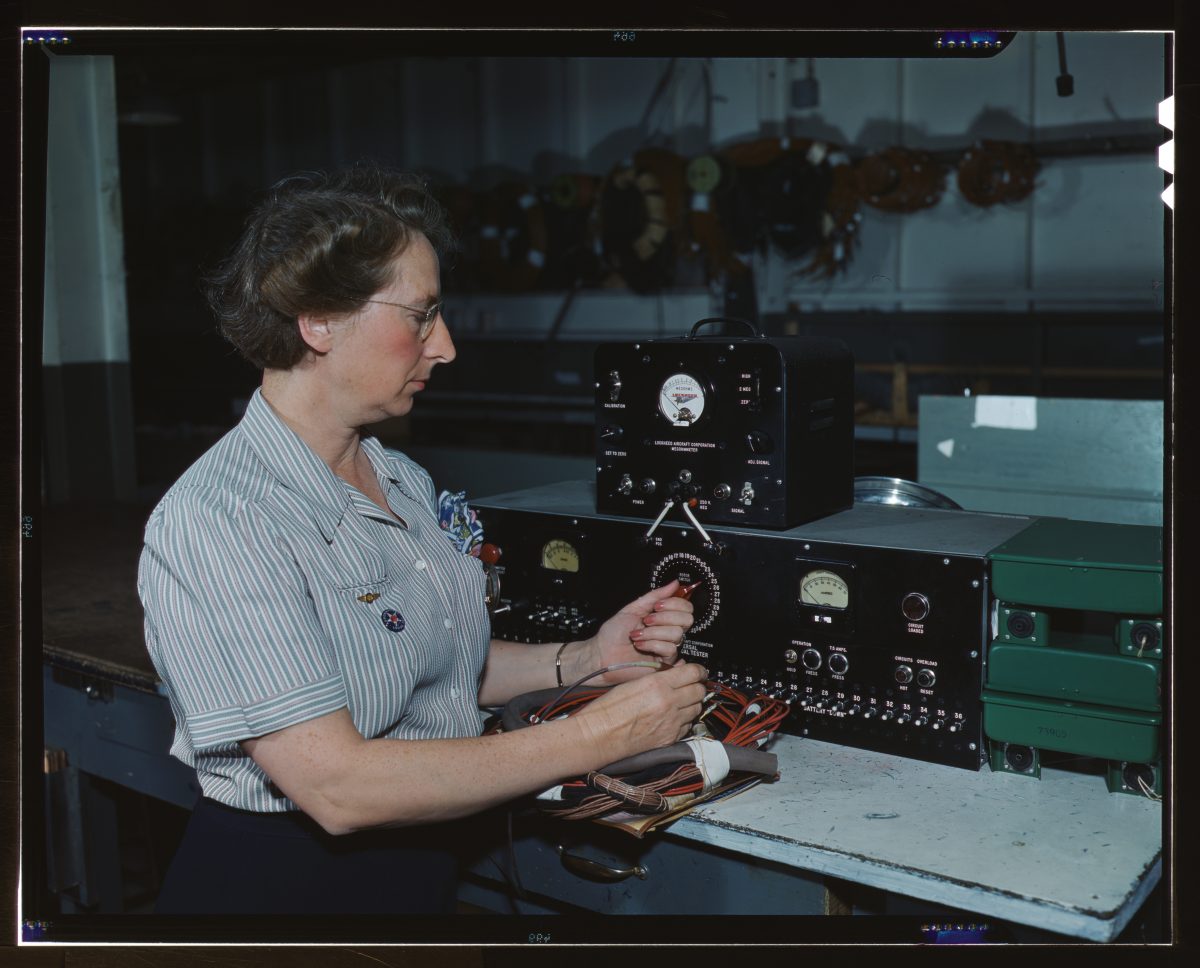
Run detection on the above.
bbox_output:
[658,373,707,427]
[799,569,849,609]
[796,562,855,633]
[540,539,580,573]
[650,552,720,633]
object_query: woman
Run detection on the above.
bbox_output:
[137,165,705,915]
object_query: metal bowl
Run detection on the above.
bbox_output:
[853,476,962,510]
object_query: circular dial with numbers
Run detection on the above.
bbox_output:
[650,552,720,633]
[540,539,581,573]
[799,569,850,610]
[658,373,707,427]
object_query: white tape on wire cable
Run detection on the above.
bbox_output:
[535,785,566,802]
[685,736,731,792]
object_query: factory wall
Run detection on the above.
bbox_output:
[178,33,1166,314]
[83,31,1170,495]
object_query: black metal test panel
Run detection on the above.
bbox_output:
[475,481,1033,771]
[595,335,854,529]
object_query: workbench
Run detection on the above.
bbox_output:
[455,733,1162,942]
[35,504,1164,941]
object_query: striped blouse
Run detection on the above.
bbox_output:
[137,388,491,812]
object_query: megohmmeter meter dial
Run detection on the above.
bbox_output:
[540,539,581,573]
[650,552,720,633]
[658,373,707,427]
[800,569,849,609]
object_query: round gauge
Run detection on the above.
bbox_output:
[540,539,580,573]
[800,569,850,610]
[542,537,583,575]
[658,373,707,427]
[650,552,720,633]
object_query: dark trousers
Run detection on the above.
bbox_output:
[155,797,459,915]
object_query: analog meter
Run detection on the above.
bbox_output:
[658,373,707,427]
[800,569,849,610]
[540,539,581,573]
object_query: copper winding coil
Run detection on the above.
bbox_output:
[542,172,606,288]
[550,172,601,211]
[687,137,834,276]
[585,771,670,813]
[800,159,862,279]
[856,147,946,213]
[722,136,790,169]
[476,181,549,292]
[598,148,688,292]
[956,140,1039,208]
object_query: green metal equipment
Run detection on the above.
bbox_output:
[984,518,1164,796]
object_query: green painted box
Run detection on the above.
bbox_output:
[982,689,1161,763]
[989,518,1162,614]
[986,636,1162,711]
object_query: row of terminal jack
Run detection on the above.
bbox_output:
[795,695,963,732]
[617,469,756,506]
[784,648,937,688]
[709,673,964,734]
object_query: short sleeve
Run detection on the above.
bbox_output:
[138,485,348,753]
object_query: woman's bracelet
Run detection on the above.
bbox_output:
[555,640,573,687]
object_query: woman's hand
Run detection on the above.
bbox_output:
[570,580,695,685]
[571,660,709,762]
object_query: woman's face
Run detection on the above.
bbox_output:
[326,233,456,423]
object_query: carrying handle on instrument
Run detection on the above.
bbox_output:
[687,317,761,339]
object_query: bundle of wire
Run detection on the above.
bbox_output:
[492,663,784,821]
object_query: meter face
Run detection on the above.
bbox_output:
[540,539,581,573]
[799,568,850,610]
[658,373,707,427]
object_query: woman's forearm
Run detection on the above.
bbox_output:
[244,662,704,835]
[476,637,598,708]
[256,709,609,834]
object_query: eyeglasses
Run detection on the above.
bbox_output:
[364,299,445,342]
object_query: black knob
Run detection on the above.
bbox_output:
[801,649,822,671]
[894,664,914,685]
[745,430,774,455]
[901,593,930,622]
[827,653,850,676]
[916,668,937,688]
[600,424,623,441]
